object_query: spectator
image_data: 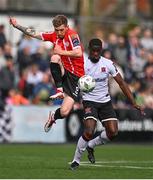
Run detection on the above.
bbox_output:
[17,46,33,74]
[144,50,153,68]
[18,34,41,55]
[27,64,43,85]
[26,64,43,98]
[102,49,125,107]
[140,28,153,51]
[32,73,52,105]
[107,33,118,57]
[135,84,153,109]
[143,64,153,88]
[3,42,13,57]
[114,35,129,70]
[0,24,7,48]
[128,35,145,73]
[31,46,49,72]
[17,69,31,98]
[0,47,6,68]
[0,56,15,100]
[6,89,30,105]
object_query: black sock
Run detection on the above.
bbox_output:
[50,62,62,88]
[54,108,63,120]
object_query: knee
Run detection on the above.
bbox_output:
[50,55,61,63]
[60,107,71,117]
[83,128,94,141]
[106,127,118,140]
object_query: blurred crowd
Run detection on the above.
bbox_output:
[0,24,62,106]
[0,23,153,109]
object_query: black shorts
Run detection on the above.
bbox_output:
[62,70,80,102]
[83,100,118,122]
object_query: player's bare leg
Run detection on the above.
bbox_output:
[60,95,74,117]
[44,94,74,132]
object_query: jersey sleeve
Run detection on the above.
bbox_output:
[69,33,81,49]
[40,32,54,42]
[108,61,119,77]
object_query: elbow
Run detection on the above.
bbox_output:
[77,51,82,57]
[74,48,83,57]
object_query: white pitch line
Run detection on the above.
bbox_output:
[81,160,153,164]
[80,163,153,170]
[68,161,153,170]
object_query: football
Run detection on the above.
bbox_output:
[78,75,96,92]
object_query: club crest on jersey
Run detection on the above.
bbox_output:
[64,41,69,47]
[101,67,106,72]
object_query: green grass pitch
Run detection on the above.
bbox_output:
[0,143,153,179]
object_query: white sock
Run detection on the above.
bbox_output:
[88,130,110,149]
[72,136,88,164]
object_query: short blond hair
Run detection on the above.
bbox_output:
[52,15,68,27]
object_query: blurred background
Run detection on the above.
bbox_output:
[0,0,153,143]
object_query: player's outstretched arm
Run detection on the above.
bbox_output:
[114,73,145,115]
[9,17,42,40]
[54,45,82,57]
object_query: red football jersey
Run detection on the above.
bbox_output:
[41,28,85,77]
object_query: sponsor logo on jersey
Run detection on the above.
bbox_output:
[95,78,105,82]
[64,41,69,47]
[71,34,80,47]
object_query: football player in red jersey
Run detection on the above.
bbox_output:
[10,15,85,132]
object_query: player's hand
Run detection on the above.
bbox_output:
[133,104,145,116]
[54,45,63,55]
[9,17,18,27]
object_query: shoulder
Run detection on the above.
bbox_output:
[101,57,117,69]
[42,31,55,34]
[68,28,78,34]
[41,31,56,41]
[41,31,55,37]
[100,56,113,65]
[67,28,79,39]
